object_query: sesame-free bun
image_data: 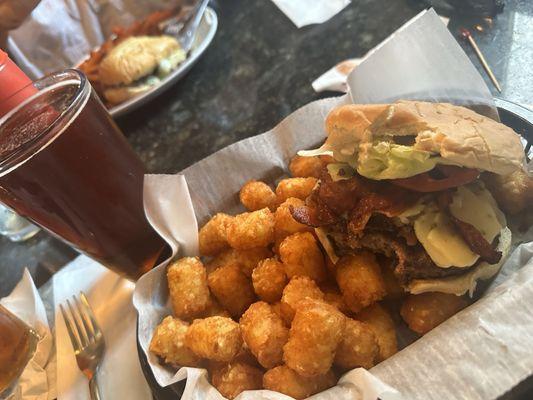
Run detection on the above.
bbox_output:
[99,35,181,86]
[372,101,524,175]
[321,104,386,154]
[325,101,524,176]
[325,104,388,140]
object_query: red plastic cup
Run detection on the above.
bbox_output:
[0,50,36,117]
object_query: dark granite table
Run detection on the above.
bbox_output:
[0,0,531,397]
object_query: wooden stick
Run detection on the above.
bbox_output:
[460,28,502,93]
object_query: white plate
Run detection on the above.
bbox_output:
[108,7,218,118]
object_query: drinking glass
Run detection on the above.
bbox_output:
[0,49,41,242]
[0,305,39,398]
[0,69,167,280]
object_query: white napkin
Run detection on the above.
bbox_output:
[312,15,450,93]
[312,58,363,93]
[0,269,54,400]
[270,0,351,28]
[53,257,151,400]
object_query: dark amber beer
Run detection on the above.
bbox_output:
[0,70,166,279]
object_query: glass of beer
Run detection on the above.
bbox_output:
[0,305,39,397]
[0,69,167,280]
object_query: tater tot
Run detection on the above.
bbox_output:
[381,265,406,300]
[185,316,242,361]
[211,362,263,399]
[280,276,325,323]
[263,366,336,400]
[325,254,337,275]
[167,257,210,320]
[276,177,317,203]
[357,303,398,361]
[239,180,278,212]
[252,258,288,303]
[274,198,312,244]
[234,344,261,367]
[335,252,386,313]
[321,283,351,315]
[400,292,468,335]
[283,298,346,377]
[240,301,289,368]
[208,344,261,374]
[199,213,233,256]
[279,232,327,283]
[319,155,335,165]
[208,264,256,318]
[201,297,231,318]
[482,169,533,215]
[334,318,379,370]
[206,247,272,277]
[289,155,325,178]
[270,302,285,324]
[226,208,275,249]
[149,316,200,367]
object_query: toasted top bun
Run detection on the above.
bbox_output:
[323,104,388,155]
[99,35,181,86]
[325,104,388,139]
[325,101,524,176]
[373,101,524,175]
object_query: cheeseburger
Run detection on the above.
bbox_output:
[294,101,525,296]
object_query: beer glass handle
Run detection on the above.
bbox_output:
[89,377,101,400]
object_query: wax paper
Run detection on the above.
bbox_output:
[269,0,351,28]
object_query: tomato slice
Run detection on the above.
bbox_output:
[390,165,480,192]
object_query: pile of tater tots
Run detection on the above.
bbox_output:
[149,154,468,399]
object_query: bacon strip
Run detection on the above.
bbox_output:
[436,190,501,264]
[450,216,502,264]
[390,165,480,192]
[291,171,420,233]
[290,205,321,227]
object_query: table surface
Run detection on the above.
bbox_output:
[0,0,532,397]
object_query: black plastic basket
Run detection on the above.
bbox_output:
[138,98,533,400]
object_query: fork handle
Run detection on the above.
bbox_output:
[89,377,101,400]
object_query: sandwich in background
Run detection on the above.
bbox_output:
[98,36,185,104]
[78,8,187,106]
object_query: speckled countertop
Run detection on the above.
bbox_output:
[120,0,532,174]
[1,0,532,397]
[1,0,532,291]
[1,0,532,298]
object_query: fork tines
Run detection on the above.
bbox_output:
[60,292,102,351]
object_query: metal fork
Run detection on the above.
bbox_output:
[60,292,106,400]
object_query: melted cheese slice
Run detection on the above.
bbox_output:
[415,207,478,268]
[414,184,504,268]
[449,184,505,241]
